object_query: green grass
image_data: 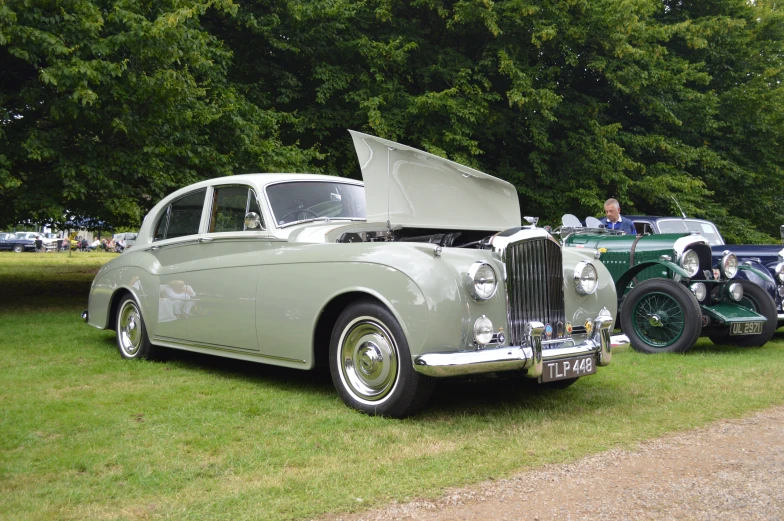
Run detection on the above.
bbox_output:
[1,252,783,520]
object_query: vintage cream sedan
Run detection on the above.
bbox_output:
[84,131,620,417]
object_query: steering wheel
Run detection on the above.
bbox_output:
[279,209,318,224]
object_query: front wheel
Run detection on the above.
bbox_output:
[329,299,434,418]
[12,244,23,253]
[708,280,777,347]
[620,278,702,354]
[116,295,159,359]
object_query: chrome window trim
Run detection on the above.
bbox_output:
[206,184,267,234]
[153,188,208,242]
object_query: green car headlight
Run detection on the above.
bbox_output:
[467,262,498,300]
[574,261,598,295]
[720,251,738,279]
[727,282,743,302]
[690,282,707,302]
[679,249,700,277]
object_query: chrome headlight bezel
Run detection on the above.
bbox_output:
[473,315,494,346]
[467,261,498,300]
[690,282,707,302]
[719,251,738,279]
[727,282,744,302]
[679,249,700,277]
[573,261,599,295]
[775,262,784,283]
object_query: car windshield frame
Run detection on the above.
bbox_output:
[655,218,725,246]
[265,180,367,228]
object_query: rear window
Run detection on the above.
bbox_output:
[154,189,206,241]
[656,219,724,246]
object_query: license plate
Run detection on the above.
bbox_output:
[541,355,596,382]
[730,321,763,336]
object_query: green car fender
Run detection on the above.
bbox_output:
[615,260,692,298]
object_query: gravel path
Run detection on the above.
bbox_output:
[322,405,784,521]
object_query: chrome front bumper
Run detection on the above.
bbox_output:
[414,308,624,378]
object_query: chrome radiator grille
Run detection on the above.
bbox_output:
[505,237,566,346]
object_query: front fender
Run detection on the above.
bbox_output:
[615,260,691,296]
[735,264,776,301]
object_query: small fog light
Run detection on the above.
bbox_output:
[690,282,707,302]
[473,315,494,346]
[728,282,744,302]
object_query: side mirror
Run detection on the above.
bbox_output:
[244,212,262,230]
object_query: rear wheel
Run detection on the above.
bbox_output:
[620,279,702,354]
[708,280,777,347]
[329,299,434,417]
[116,295,159,359]
[12,244,23,253]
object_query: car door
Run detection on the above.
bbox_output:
[146,188,207,342]
[183,184,277,352]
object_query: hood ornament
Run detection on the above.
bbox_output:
[523,216,539,227]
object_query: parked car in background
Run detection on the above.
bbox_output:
[558,216,777,353]
[84,131,621,417]
[0,232,39,252]
[629,216,784,329]
[112,232,137,251]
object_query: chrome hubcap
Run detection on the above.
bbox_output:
[118,301,142,356]
[648,313,664,327]
[339,317,398,403]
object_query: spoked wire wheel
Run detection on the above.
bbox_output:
[620,278,702,354]
[631,291,686,348]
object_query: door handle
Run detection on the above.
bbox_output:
[199,237,213,243]
[150,246,161,251]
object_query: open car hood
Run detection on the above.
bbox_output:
[349,131,521,231]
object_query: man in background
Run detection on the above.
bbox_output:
[600,198,636,234]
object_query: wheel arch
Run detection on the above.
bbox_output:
[312,291,392,370]
[107,288,133,331]
[615,260,691,297]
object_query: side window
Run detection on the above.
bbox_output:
[153,189,206,241]
[634,222,651,235]
[209,185,265,232]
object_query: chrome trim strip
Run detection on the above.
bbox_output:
[413,309,616,378]
[413,346,533,377]
[152,336,307,364]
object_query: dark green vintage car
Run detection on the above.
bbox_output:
[559,219,777,354]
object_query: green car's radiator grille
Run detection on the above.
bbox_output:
[505,237,566,346]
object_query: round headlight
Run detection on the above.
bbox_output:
[728,282,743,302]
[775,262,784,283]
[574,261,598,295]
[690,282,707,302]
[680,249,700,277]
[473,315,494,346]
[467,262,498,300]
[720,251,738,279]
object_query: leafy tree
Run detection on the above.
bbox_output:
[206,0,783,242]
[2,0,782,243]
[0,0,317,229]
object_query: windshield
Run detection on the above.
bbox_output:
[657,219,725,246]
[266,181,366,227]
